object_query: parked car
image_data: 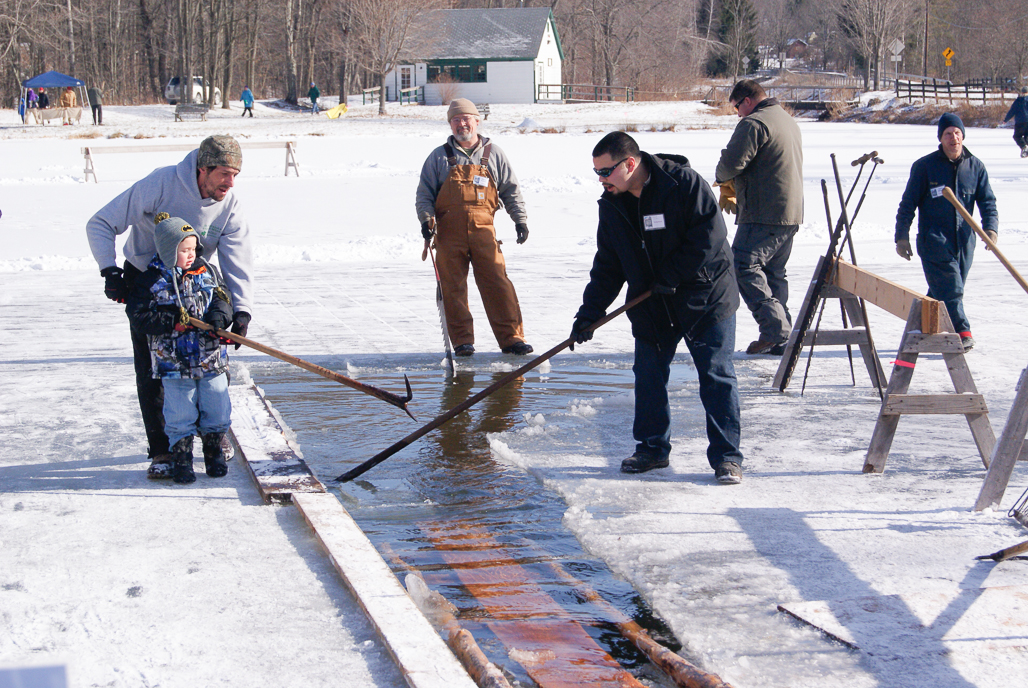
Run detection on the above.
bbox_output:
[165,76,222,106]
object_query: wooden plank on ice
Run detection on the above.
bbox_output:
[229,383,325,503]
[419,521,646,688]
[778,585,1028,657]
[292,492,478,688]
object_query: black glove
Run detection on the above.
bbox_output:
[651,281,676,296]
[515,223,529,244]
[100,266,127,303]
[230,311,251,350]
[421,220,435,241]
[569,317,594,351]
[205,310,232,333]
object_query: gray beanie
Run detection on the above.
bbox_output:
[197,135,242,171]
[154,212,204,268]
[446,98,479,122]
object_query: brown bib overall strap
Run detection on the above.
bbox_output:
[434,142,525,349]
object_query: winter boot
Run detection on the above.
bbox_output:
[171,437,196,484]
[146,453,174,479]
[202,432,229,478]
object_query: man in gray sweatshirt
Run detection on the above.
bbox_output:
[86,135,254,478]
[716,79,804,356]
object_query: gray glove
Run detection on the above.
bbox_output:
[896,239,913,260]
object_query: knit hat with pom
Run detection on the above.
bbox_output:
[154,212,204,267]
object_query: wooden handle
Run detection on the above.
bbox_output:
[941,187,1028,296]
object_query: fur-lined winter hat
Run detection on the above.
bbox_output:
[446,98,479,122]
[154,212,204,267]
[197,135,242,171]
[937,112,965,140]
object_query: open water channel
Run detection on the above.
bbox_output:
[251,352,701,687]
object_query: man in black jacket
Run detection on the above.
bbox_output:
[570,132,745,483]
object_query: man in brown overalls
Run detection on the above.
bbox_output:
[415,99,533,356]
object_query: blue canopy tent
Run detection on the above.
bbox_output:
[21,71,87,124]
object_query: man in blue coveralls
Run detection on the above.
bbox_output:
[895,113,998,351]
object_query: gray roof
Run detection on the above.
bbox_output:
[413,8,554,61]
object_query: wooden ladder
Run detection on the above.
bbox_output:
[863,299,995,473]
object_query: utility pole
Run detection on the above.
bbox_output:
[923,0,929,77]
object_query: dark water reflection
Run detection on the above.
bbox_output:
[251,353,691,686]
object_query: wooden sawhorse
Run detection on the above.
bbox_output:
[864,297,995,474]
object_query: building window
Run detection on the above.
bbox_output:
[547,58,553,67]
[427,61,487,83]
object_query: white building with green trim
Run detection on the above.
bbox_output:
[386,8,564,105]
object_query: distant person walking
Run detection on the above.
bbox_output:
[307,82,320,114]
[1003,86,1028,157]
[86,135,254,478]
[87,86,103,125]
[895,113,998,352]
[415,99,533,357]
[715,79,804,356]
[241,87,255,117]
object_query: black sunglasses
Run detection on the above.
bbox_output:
[593,157,629,178]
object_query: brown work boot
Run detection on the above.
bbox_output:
[146,453,174,480]
[746,339,784,355]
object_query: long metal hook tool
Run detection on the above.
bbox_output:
[334,291,653,483]
[188,317,416,420]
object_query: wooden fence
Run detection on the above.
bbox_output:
[398,85,424,105]
[896,79,1020,105]
[537,83,635,103]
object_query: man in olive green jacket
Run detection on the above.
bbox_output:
[715,79,804,355]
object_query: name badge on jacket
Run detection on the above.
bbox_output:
[473,175,490,187]
[643,214,666,230]
[930,185,946,199]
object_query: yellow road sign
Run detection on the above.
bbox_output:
[945,58,952,67]
[943,47,954,59]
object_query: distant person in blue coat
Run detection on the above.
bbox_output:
[1003,86,1028,157]
[895,113,998,351]
[308,82,320,114]
[241,87,254,117]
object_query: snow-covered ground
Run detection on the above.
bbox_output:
[2,98,1027,687]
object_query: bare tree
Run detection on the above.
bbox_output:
[588,0,671,87]
[758,0,795,70]
[714,0,759,78]
[349,0,439,115]
[840,0,912,89]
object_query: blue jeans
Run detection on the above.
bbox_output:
[162,373,232,447]
[632,315,744,469]
[732,223,797,343]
